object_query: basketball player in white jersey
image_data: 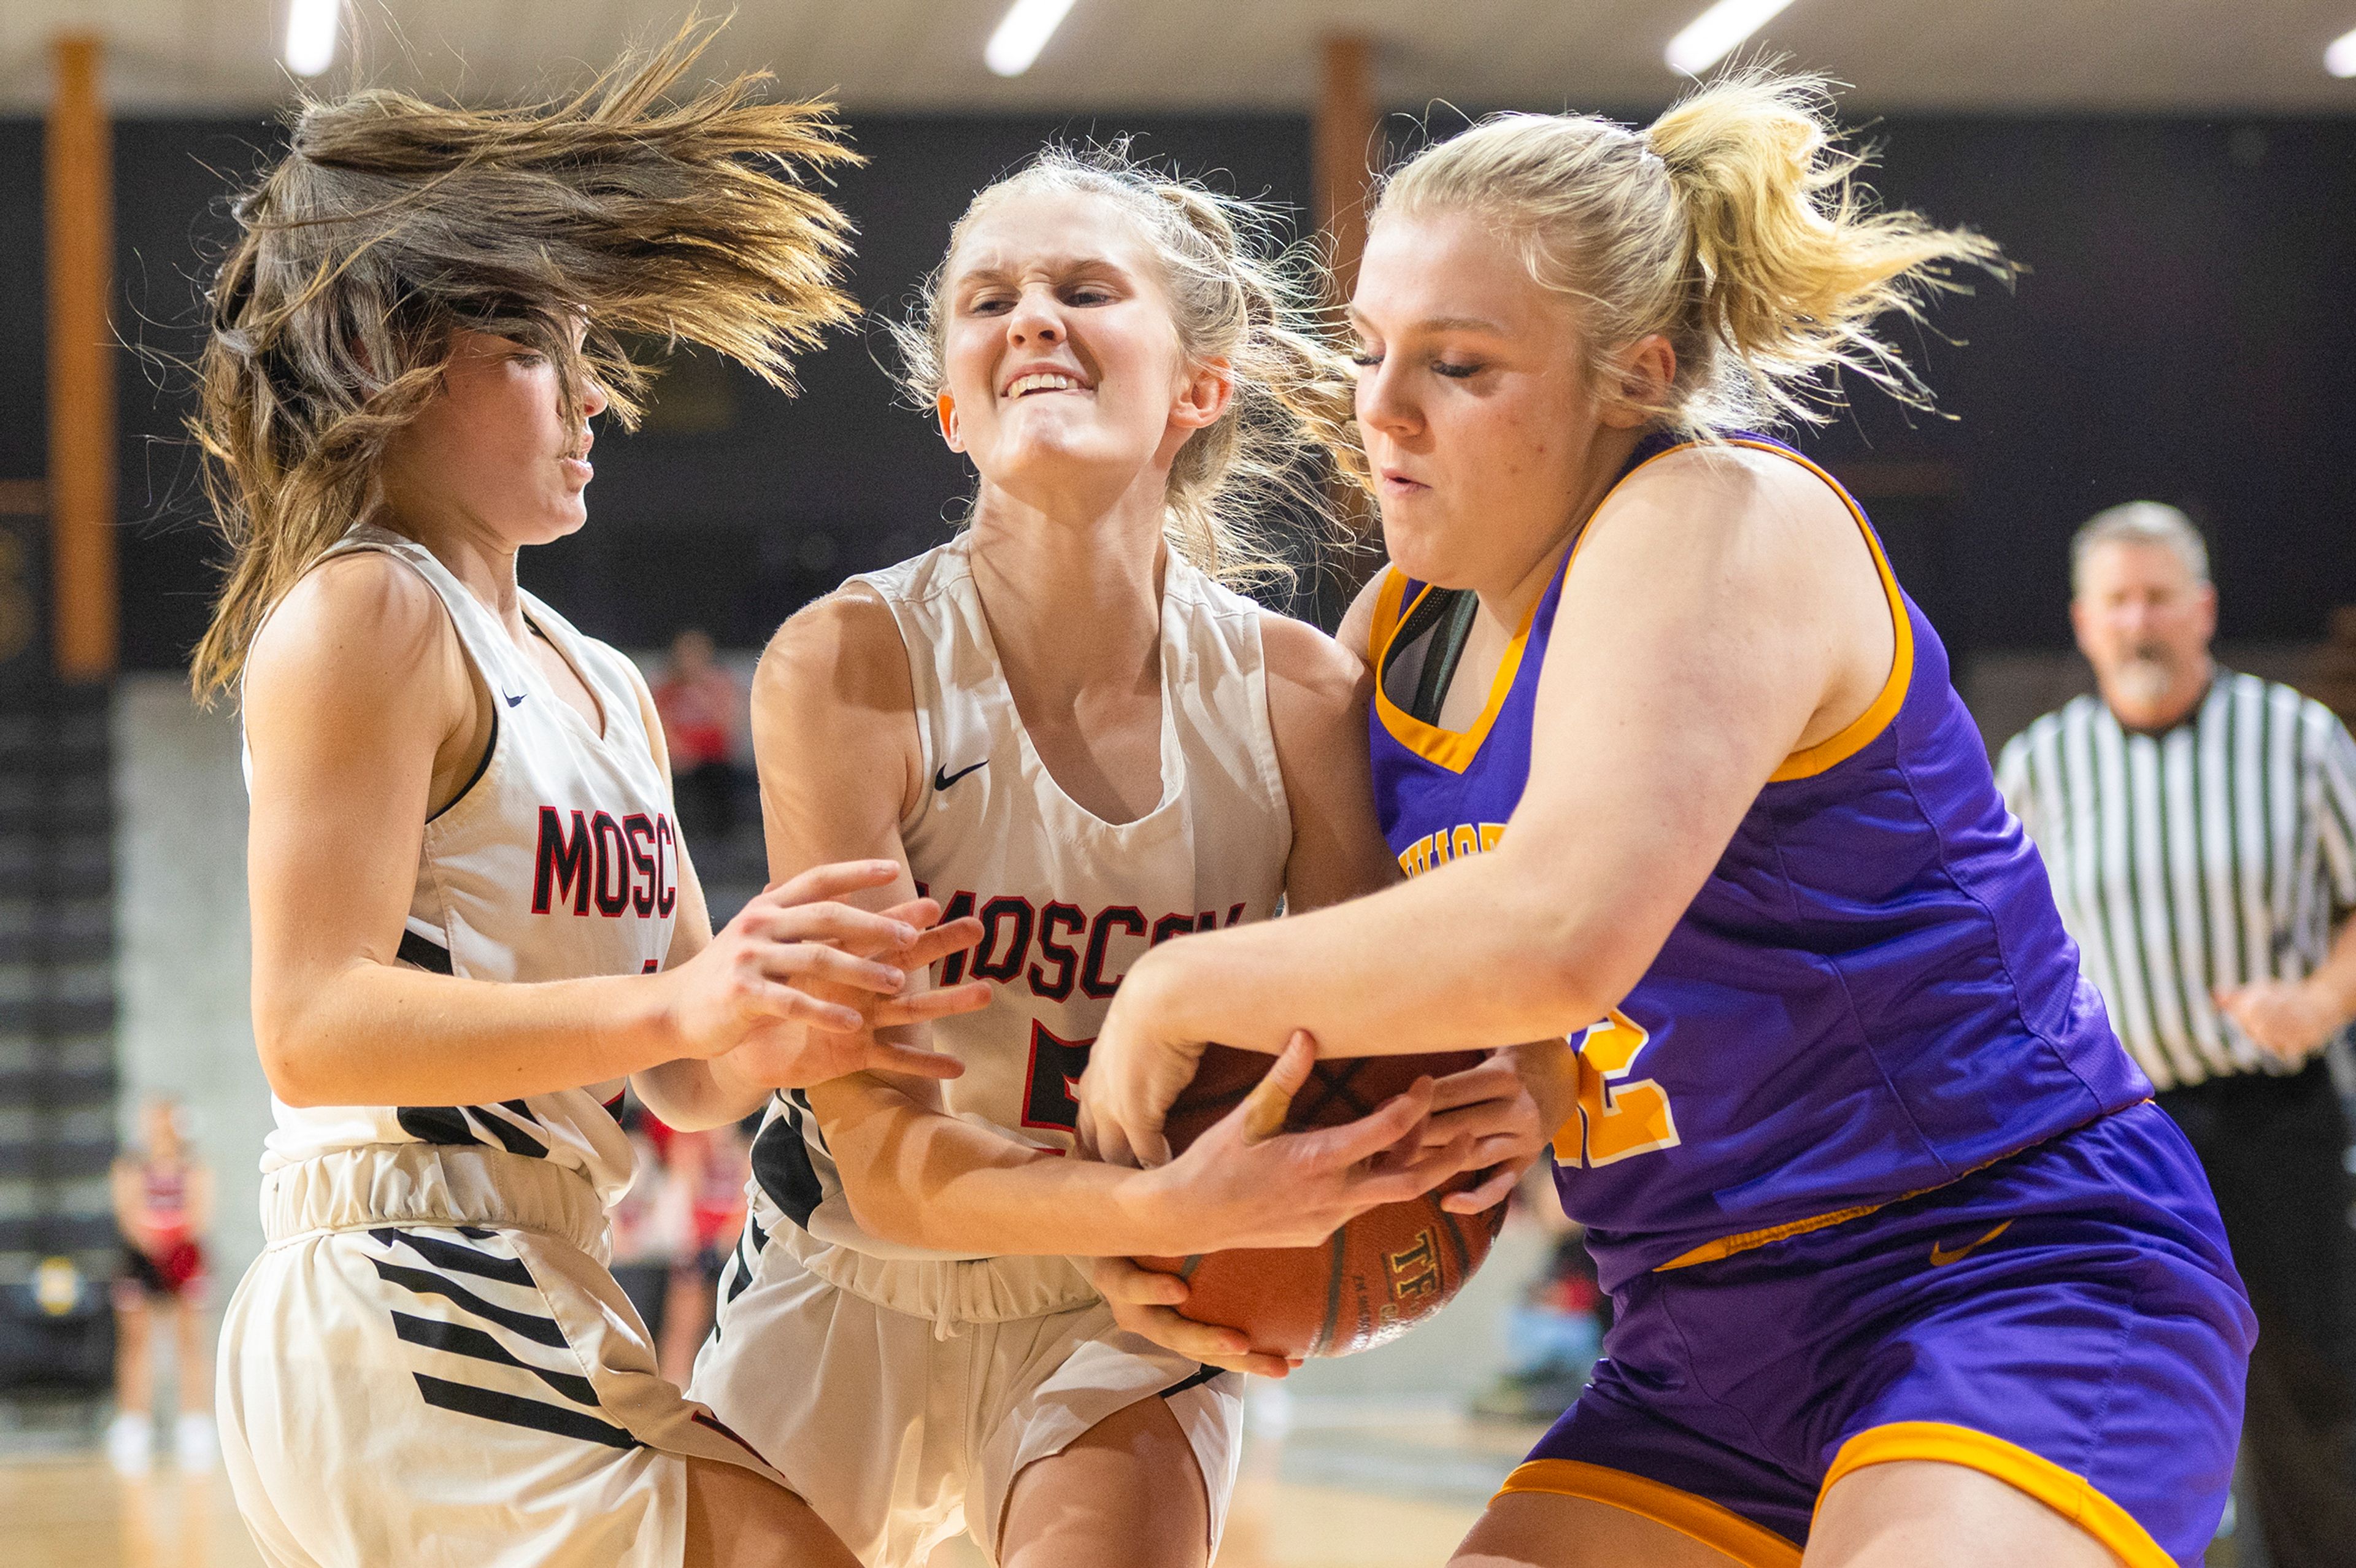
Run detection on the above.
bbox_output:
[679,147,1542,1568]
[190,37,987,1568]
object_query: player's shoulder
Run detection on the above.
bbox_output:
[765,582,904,675]
[1257,606,1359,691]
[756,583,917,740]
[1619,437,1852,532]
[245,544,458,704]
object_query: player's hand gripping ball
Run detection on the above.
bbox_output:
[1134,1043,1509,1359]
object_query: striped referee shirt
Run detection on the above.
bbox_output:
[1996,671,2356,1090]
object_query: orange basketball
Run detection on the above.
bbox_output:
[1134,1043,1508,1359]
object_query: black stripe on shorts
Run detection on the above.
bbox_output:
[1159,1364,1229,1399]
[392,1312,598,1407]
[463,1105,551,1159]
[397,929,455,974]
[372,1228,536,1288]
[371,1259,568,1347]
[412,1372,637,1450]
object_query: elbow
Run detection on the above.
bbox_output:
[252,999,336,1109]
[837,1177,928,1250]
[1525,910,1649,1035]
[257,1039,328,1109]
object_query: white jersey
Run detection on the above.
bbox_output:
[248,524,674,1207]
[747,536,1292,1278]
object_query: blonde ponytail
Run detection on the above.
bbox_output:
[1379,66,2011,436]
[891,144,1366,588]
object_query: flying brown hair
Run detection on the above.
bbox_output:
[188,20,858,700]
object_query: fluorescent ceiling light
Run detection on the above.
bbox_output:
[285,0,340,78]
[2328,26,2356,79]
[985,0,1077,77]
[1665,0,1798,76]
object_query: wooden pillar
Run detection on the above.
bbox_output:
[46,34,116,681]
[1314,35,1380,304]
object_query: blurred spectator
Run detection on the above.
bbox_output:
[652,628,745,839]
[1997,501,2356,1567]
[107,1096,215,1475]
[1469,1168,1610,1423]
[610,1118,682,1343]
[657,1123,751,1384]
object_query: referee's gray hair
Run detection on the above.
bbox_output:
[2071,502,2210,597]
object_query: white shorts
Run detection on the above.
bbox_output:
[688,1214,1244,1568]
[217,1145,788,1568]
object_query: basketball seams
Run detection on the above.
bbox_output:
[1157,1043,1507,1359]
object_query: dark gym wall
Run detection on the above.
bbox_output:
[0,109,2349,670]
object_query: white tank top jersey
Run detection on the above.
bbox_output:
[246,523,676,1209]
[749,535,1293,1291]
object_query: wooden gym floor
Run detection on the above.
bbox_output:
[0,1399,1526,1568]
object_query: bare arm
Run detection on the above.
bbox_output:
[2217,913,2356,1060]
[243,554,928,1110]
[110,1159,148,1254]
[1079,448,1892,1164]
[1258,601,1568,1204]
[629,661,974,1131]
[188,1164,214,1239]
[766,591,1446,1258]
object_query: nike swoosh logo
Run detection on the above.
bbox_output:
[1928,1219,2013,1267]
[502,690,526,708]
[934,759,986,791]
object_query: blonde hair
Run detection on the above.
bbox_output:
[188,21,858,701]
[1377,67,2012,437]
[890,144,1366,588]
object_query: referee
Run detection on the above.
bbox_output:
[1998,501,2356,1568]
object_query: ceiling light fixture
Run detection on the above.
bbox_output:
[2327,25,2356,79]
[985,0,1077,78]
[285,0,341,78]
[1665,0,1798,76]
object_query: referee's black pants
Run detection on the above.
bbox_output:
[2160,1061,2356,1568]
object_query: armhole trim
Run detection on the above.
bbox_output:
[304,536,496,828]
[837,580,931,836]
[1723,440,1914,782]
[1370,574,1540,775]
[426,703,497,825]
[1366,567,1409,665]
[1557,437,1914,785]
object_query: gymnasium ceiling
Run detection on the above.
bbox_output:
[4,1,2356,115]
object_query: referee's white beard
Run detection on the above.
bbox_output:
[2109,651,2182,710]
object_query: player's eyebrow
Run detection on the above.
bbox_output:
[953,254,1130,288]
[1346,309,1511,337]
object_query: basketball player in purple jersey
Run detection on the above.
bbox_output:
[1082,70,2253,1567]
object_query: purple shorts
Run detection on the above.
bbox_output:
[1507,1102,2253,1567]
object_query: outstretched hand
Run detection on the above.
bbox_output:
[668,859,991,1090]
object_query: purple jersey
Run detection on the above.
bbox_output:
[1368,434,2150,1291]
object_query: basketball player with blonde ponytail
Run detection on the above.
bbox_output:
[1083,69,2252,1568]
[679,144,1525,1568]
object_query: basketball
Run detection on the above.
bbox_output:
[1135,1044,1510,1359]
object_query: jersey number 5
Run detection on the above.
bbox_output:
[1021,1021,1093,1132]
[1568,1010,1680,1168]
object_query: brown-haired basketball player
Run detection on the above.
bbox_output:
[197,28,985,1567]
